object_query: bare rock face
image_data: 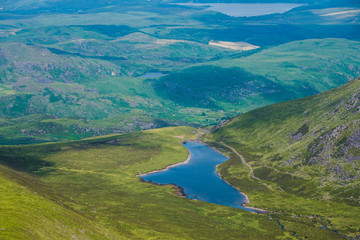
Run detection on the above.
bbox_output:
[292,86,360,182]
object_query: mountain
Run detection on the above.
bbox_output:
[153,38,360,110]
[0,0,359,144]
[1,37,359,144]
[207,76,360,238]
[3,77,360,239]
[0,0,359,239]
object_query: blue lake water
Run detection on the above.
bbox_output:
[139,72,167,78]
[141,141,260,213]
[174,3,303,17]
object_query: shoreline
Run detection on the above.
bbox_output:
[139,178,187,197]
[137,143,192,178]
[215,164,268,214]
[200,139,268,213]
[192,140,269,213]
[138,139,267,213]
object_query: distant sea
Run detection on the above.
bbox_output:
[173,3,303,17]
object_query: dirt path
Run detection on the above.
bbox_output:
[219,142,275,190]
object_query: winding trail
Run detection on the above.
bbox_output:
[215,142,354,239]
[218,142,275,190]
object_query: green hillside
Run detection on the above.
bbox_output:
[153,38,360,112]
[207,76,360,238]
[0,165,121,239]
[1,37,359,144]
[0,0,359,144]
[0,126,349,239]
[0,1,359,239]
[214,38,360,92]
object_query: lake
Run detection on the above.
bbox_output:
[141,141,260,213]
[174,3,303,17]
[139,72,167,78]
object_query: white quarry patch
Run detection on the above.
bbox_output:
[321,9,360,16]
[209,40,259,51]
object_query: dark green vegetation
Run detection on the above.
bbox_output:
[0,0,359,143]
[0,126,350,239]
[207,76,360,238]
[152,65,287,109]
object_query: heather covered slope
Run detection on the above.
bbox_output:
[207,76,360,238]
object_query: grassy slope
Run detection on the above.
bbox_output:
[0,0,359,144]
[0,165,121,239]
[0,1,359,144]
[153,38,360,112]
[0,126,344,239]
[0,30,234,143]
[1,38,359,144]
[216,38,360,92]
[207,77,360,237]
